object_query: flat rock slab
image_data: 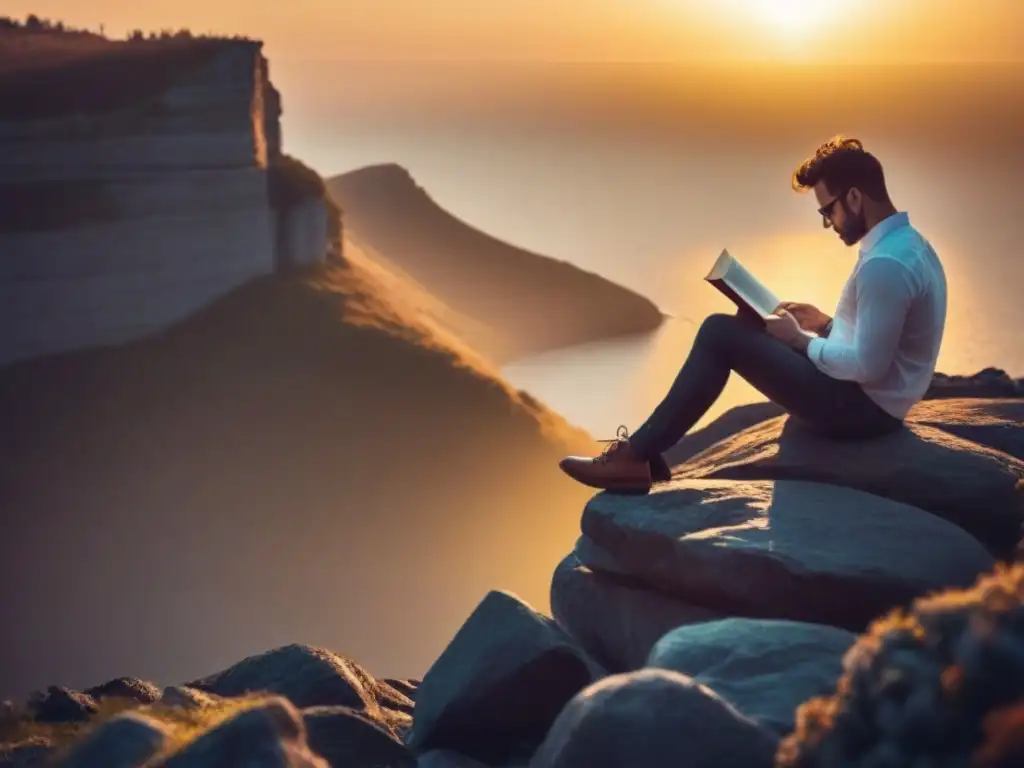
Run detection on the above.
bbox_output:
[551,552,724,672]
[907,398,1024,461]
[647,618,857,735]
[670,414,1024,558]
[582,478,995,632]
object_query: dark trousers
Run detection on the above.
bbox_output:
[628,311,904,475]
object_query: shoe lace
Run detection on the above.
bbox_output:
[595,424,631,463]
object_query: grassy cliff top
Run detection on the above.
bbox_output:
[0,16,259,120]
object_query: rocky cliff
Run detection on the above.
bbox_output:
[327,165,665,363]
[0,28,340,367]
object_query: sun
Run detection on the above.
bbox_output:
[723,0,837,37]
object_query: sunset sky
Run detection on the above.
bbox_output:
[6,0,1023,63]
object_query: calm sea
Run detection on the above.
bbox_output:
[289,61,1024,437]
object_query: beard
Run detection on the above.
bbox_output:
[837,206,868,246]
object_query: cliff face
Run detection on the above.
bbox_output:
[0,35,338,367]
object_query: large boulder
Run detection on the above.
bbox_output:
[551,552,724,672]
[302,705,414,767]
[84,677,162,705]
[185,644,412,728]
[581,478,995,632]
[528,668,778,768]
[406,590,600,765]
[29,686,97,724]
[57,710,170,768]
[670,415,1024,558]
[152,697,326,767]
[647,618,857,735]
[908,398,1024,461]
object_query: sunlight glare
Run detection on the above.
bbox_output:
[723,0,839,38]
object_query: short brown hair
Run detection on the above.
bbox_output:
[792,135,890,203]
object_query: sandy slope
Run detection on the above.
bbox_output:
[327,163,664,362]
[0,248,597,700]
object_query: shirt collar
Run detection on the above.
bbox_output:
[859,211,910,256]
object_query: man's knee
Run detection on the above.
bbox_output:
[695,312,746,346]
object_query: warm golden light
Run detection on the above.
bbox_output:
[725,0,839,37]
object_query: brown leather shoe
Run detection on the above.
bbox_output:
[559,425,652,494]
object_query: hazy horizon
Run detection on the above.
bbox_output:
[6,0,1024,63]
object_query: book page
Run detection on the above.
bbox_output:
[724,258,781,318]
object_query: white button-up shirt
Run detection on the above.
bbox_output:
[806,211,947,419]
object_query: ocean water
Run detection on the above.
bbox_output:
[290,62,1024,438]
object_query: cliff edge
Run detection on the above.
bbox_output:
[0,21,341,367]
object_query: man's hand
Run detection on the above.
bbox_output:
[764,309,812,351]
[779,302,831,335]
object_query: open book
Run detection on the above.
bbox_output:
[705,249,782,320]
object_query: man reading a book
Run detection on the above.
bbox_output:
[559,136,948,493]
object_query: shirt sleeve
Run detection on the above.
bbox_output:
[806,257,916,383]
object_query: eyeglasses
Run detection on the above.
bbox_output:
[817,190,847,228]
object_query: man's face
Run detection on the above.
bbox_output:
[813,181,867,246]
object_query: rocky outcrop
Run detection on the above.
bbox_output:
[326,164,664,363]
[664,367,1024,466]
[554,477,995,670]
[0,31,338,367]
[1,646,418,767]
[925,366,1024,399]
[670,410,1024,559]
[407,591,602,765]
[185,644,413,732]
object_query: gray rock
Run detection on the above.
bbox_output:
[85,677,162,705]
[647,618,857,735]
[582,478,995,632]
[30,686,97,724]
[925,368,1024,399]
[57,710,170,768]
[0,737,53,767]
[416,749,492,767]
[551,552,723,672]
[160,686,221,710]
[671,414,1024,558]
[908,398,1024,460]
[185,643,411,717]
[664,394,1024,469]
[528,668,778,768]
[663,401,785,466]
[302,705,413,767]
[407,590,599,765]
[152,696,327,767]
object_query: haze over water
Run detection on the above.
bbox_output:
[294,61,1024,437]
